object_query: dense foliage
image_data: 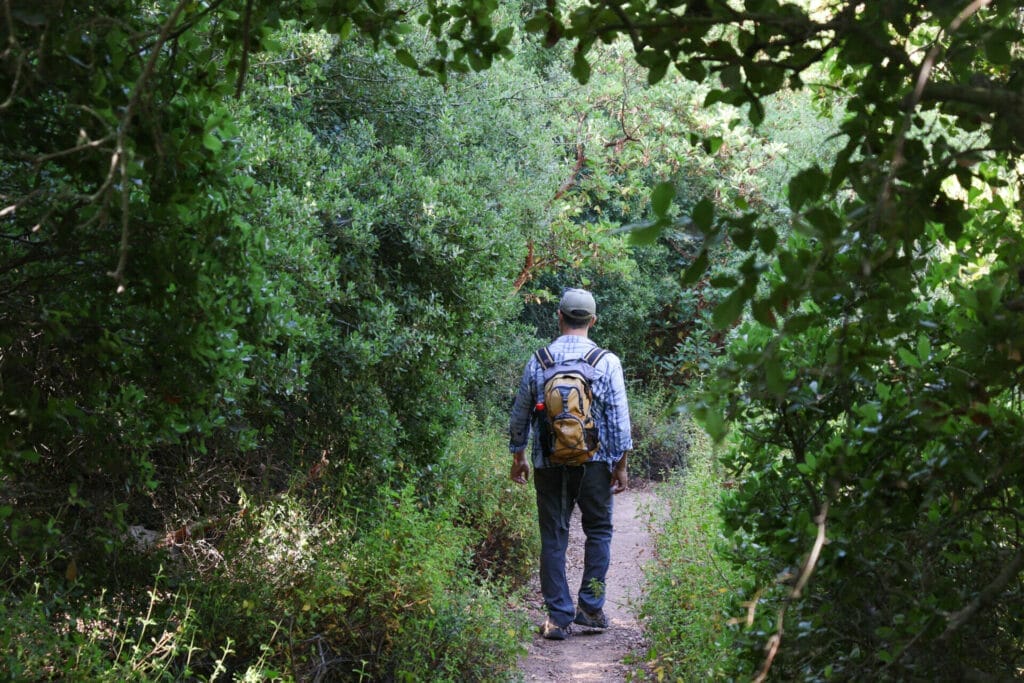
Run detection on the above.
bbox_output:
[642,426,750,679]
[0,2,549,678]
[4,0,1023,679]
[527,0,1024,679]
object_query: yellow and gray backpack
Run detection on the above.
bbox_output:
[534,346,609,466]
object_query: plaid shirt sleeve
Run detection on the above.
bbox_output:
[592,352,633,463]
[508,356,537,454]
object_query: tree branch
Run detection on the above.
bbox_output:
[104,0,190,289]
[917,82,1024,111]
[876,0,992,230]
[753,500,829,683]
[234,0,255,98]
[940,545,1024,641]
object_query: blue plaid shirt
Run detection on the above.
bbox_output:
[509,335,633,470]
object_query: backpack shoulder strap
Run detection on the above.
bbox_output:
[534,346,555,370]
[582,347,610,367]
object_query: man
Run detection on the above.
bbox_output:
[509,287,632,640]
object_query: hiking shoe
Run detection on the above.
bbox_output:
[573,608,609,630]
[540,618,570,640]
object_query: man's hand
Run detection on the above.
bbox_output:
[510,451,530,485]
[611,454,628,494]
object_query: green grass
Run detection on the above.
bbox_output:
[639,423,751,681]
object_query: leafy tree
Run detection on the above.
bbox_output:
[520,0,1024,678]
[1,2,550,678]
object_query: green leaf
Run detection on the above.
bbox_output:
[898,347,920,368]
[651,181,675,216]
[788,165,828,211]
[783,313,814,334]
[748,97,765,125]
[751,299,776,328]
[765,358,786,394]
[338,18,353,41]
[703,136,723,154]
[720,65,742,88]
[648,57,669,85]
[692,198,715,232]
[616,218,668,245]
[757,227,778,254]
[468,51,488,71]
[571,50,592,84]
[626,223,663,245]
[495,27,514,46]
[712,288,747,330]
[805,206,842,239]
[681,249,709,284]
[395,49,418,69]
[202,133,222,152]
[676,59,706,82]
[916,334,931,363]
[523,14,548,32]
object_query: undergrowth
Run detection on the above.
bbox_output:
[629,388,692,482]
[0,421,536,681]
[639,423,751,681]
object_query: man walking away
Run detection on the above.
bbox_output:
[508,288,632,640]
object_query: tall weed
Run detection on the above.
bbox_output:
[641,426,751,680]
[184,420,537,680]
[0,570,273,681]
[1,420,538,681]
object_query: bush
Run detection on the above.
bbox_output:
[0,570,273,682]
[628,389,693,482]
[430,420,540,585]
[180,422,536,681]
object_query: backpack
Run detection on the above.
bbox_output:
[533,346,610,466]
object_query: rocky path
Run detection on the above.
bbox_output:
[517,486,657,681]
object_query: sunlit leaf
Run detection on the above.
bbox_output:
[651,181,675,217]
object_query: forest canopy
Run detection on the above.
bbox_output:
[2,0,1023,680]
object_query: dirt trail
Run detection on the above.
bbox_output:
[517,486,657,681]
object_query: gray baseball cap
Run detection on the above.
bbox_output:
[559,288,596,322]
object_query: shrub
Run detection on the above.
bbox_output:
[628,389,693,482]
[430,420,539,585]
[640,426,752,681]
[175,421,537,681]
[0,570,276,681]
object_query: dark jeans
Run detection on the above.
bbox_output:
[533,462,613,627]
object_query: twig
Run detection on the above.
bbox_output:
[34,134,115,165]
[234,0,254,98]
[106,151,130,291]
[752,500,829,683]
[0,0,24,111]
[874,0,991,230]
[0,189,44,220]
[512,239,559,292]
[104,0,190,288]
